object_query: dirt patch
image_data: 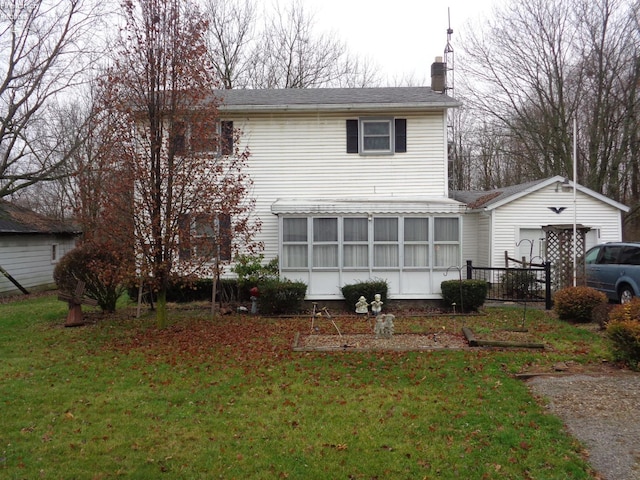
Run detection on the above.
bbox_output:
[293,332,467,352]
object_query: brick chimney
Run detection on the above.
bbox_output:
[431,56,446,93]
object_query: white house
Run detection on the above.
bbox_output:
[0,201,80,296]
[216,87,465,300]
[451,176,629,269]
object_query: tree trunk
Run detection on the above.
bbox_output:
[156,287,168,329]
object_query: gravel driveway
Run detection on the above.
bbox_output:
[527,370,640,480]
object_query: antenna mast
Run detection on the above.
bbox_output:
[445,8,458,191]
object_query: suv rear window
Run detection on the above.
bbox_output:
[619,246,640,265]
[599,246,622,264]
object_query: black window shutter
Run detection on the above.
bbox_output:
[221,121,234,155]
[346,120,359,153]
[395,119,407,153]
[218,213,232,261]
[178,215,191,261]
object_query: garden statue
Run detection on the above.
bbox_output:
[355,296,369,314]
[374,314,395,339]
[370,294,383,316]
[250,286,259,314]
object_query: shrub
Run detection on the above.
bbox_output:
[501,269,541,298]
[607,319,640,370]
[341,280,389,312]
[256,279,307,315]
[440,279,488,312]
[553,286,607,322]
[592,302,614,330]
[54,242,128,313]
[128,277,240,304]
[232,254,279,300]
[608,297,640,324]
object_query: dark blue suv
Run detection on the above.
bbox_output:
[584,242,640,303]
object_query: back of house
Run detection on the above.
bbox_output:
[217,87,464,301]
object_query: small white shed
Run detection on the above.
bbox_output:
[452,176,629,268]
[0,201,80,296]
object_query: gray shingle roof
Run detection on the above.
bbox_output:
[215,87,459,112]
[0,201,80,235]
[450,178,551,209]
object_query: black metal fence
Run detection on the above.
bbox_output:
[465,260,552,310]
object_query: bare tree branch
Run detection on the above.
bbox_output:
[0,0,101,198]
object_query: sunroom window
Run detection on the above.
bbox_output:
[373,217,399,267]
[313,218,338,267]
[280,215,460,271]
[404,218,429,267]
[282,218,308,268]
[434,217,460,267]
[343,217,368,267]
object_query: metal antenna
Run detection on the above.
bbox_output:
[445,8,458,191]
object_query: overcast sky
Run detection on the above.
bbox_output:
[299,0,495,84]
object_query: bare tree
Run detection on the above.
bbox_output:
[0,0,100,199]
[457,0,640,202]
[203,0,380,89]
[203,0,257,89]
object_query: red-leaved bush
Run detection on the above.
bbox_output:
[553,286,607,322]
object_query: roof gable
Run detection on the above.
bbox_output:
[451,176,629,212]
[0,201,80,235]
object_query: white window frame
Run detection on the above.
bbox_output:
[359,118,394,154]
[279,215,461,272]
[373,217,399,268]
[51,244,59,264]
[404,217,430,268]
[282,217,309,269]
[312,217,338,268]
[433,217,461,268]
[343,217,369,268]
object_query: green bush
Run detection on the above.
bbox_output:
[341,280,389,312]
[256,279,307,315]
[54,242,128,313]
[232,254,279,300]
[501,269,541,298]
[128,277,240,304]
[440,279,488,312]
[553,286,607,322]
[607,319,640,369]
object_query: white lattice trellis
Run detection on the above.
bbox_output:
[543,224,590,291]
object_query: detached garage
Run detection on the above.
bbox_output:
[451,176,629,271]
[0,201,80,296]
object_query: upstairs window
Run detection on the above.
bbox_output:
[362,119,392,153]
[173,120,234,156]
[346,118,406,154]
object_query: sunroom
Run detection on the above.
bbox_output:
[271,197,466,300]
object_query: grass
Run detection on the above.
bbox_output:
[0,294,608,479]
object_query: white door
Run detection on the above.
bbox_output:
[517,228,546,264]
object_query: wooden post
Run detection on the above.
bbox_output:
[58,280,98,327]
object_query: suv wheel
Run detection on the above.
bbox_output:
[620,286,635,304]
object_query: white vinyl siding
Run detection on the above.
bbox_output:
[488,183,624,267]
[0,235,78,295]
[229,111,448,264]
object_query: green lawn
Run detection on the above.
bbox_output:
[0,295,605,479]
